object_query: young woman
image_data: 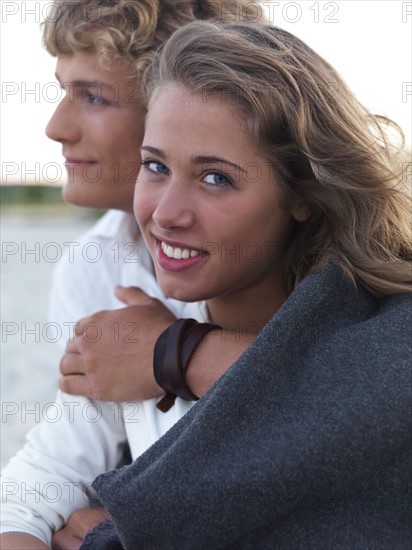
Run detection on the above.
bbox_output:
[0,3,263,550]
[81,20,411,548]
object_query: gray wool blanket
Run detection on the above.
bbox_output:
[81,263,411,549]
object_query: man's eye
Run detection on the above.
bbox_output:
[83,88,104,104]
[203,172,231,187]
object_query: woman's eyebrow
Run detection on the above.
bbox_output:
[141,145,166,159]
[141,147,245,174]
[193,156,246,174]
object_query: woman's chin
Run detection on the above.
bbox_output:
[159,284,203,304]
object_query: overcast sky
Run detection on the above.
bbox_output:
[1,0,411,184]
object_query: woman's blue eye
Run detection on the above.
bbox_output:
[203,172,230,187]
[142,160,169,175]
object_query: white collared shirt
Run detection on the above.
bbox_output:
[1,210,207,545]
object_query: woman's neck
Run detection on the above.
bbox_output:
[206,282,288,335]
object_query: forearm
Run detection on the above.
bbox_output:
[57,288,254,402]
[0,532,50,549]
[186,330,251,397]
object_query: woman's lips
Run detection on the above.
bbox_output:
[155,238,208,272]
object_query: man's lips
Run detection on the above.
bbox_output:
[64,158,97,165]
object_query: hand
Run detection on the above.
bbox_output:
[52,507,110,550]
[59,286,176,401]
[0,532,50,549]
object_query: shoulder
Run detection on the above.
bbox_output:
[86,210,140,242]
[51,211,140,278]
[64,210,140,250]
[49,211,146,319]
[254,264,411,394]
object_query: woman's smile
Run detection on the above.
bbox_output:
[155,238,208,272]
[134,85,306,319]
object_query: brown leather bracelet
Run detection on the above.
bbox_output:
[153,318,221,412]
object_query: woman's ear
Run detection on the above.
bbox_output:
[291,203,310,222]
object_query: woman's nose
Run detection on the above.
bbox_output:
[152,181,195,231]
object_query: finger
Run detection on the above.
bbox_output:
[74,508,110,535]
[52,528,82,550]
[74,319,84,337]
[60,352,84,376]
[65,339,81,354]
[58,375,98,400]
[74,317,95,337]
[115,285,152,306]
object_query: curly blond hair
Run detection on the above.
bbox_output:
[146,21,411,296]
[42,0,266,76]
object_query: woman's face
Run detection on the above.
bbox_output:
[134,85,306,306]
[45,51,145,213]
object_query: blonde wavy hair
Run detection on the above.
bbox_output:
[42,0,266,77]
[145,21,411,296]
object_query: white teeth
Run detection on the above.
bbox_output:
[161,241,200,260]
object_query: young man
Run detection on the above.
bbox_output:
[46,0,260,403]
[0,1,266,549]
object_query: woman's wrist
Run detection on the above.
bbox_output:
[185,330,251,398]
[153,319,221,411]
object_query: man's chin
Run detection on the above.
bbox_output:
[61,184,100,210]
[61,183,133,213]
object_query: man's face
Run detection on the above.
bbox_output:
[45,51,145,213]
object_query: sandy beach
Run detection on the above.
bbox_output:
[1,209,94,468]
